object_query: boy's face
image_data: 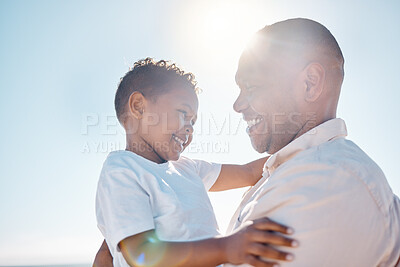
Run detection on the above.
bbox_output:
[139,85,198,163]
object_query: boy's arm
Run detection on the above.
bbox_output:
[210,156,269,192]
[119,218,296,267]
[93,240,113,267]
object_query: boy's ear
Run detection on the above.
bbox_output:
[128,92,146,119]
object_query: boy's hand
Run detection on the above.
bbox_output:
[223,217,298,267]
[93,240,113,267]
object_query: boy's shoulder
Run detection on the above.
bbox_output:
[98,150,156,188]
[99,150,152,182]
[172,156,214,173]
[102,150,140,170]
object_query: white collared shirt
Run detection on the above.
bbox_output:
[226,118,400,267]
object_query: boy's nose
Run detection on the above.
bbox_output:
[185,124,194,134]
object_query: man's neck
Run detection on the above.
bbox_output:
[294,114,336,141]
[269,115,336,155]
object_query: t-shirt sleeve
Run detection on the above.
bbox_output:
[192,159,222,191]
[96,168,155,252]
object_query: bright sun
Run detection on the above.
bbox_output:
[178,1,267,64]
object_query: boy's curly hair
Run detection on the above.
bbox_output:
[115,57,200,123]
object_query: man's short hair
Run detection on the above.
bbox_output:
[256,18,344,74]
[114,58,199,123]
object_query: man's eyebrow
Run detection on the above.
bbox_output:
[235,78,241,87]
[235,75,242,87]
[235,76,247,89]
[235,73,240,85]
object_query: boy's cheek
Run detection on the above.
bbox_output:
[160,120,183,134]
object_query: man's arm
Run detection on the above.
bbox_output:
[210,156,269,192]
[93,240,112,267]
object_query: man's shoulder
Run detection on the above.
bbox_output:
[246,138,399,266]
[271,137,393,214]
[287,137,384,179]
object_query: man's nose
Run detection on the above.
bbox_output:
[233,91,248,113]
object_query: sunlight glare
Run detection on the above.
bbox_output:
[201,2,257,52]
[178,1,269,67]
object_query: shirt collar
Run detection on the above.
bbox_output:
[263,118,348,175]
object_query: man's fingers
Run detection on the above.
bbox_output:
[248,243,294,261]
[252,217,294,235]
[245,254,280,267]
[250,229,299,247]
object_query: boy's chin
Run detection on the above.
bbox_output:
[167,152,181,162]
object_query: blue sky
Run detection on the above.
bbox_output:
[0,0,399,264]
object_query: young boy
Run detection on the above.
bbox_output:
[95,58,298,267]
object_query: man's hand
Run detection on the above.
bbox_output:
[93,240,113,267]
[224,217,298,267]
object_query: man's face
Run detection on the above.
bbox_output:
[233,48,303,154]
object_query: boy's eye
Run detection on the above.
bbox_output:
[178,109,187,115]
[178,110,187,119]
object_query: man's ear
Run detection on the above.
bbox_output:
[128,92,146,119]
[303,63,325,102]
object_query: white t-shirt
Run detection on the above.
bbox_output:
[96,150,222,266]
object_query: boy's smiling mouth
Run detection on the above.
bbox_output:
[172,134,188,146]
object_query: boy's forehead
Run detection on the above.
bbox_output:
[166,87,199,111]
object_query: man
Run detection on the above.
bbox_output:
[227,18,400,266]
[94,18,400,266]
